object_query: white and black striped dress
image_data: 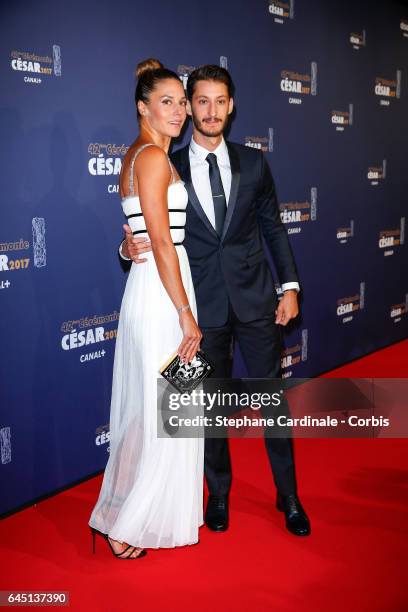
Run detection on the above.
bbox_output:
[89,144,204,549]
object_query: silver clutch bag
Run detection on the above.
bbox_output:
[159,350,214,394]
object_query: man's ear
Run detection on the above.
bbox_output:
[228,97,234,115]
[186,100,192,117]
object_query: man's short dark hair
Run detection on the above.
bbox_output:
[186,65,235,101]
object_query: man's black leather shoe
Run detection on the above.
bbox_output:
[205,495,229,532]
[276,494,311,536]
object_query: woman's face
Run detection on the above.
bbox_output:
[138,78,187,138]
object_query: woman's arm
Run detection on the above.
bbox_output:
[134,146,201,363]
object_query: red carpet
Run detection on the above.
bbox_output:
[1,340,407,611]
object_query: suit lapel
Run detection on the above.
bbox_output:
[177,145,219,239]
[221,141,240,242]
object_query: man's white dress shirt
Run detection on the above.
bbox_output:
[188,137,299,294]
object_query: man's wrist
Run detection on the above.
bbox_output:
[281,281,300,294]
[119,239,131,261]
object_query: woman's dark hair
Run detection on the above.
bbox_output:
[186,65,235,101]
[135,58,181,116]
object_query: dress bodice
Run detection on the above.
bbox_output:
[121,143,188,246]
[121,181,188,246]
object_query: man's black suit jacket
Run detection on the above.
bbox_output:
[169,141,299,328]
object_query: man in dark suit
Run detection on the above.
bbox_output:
[119,65,310,536]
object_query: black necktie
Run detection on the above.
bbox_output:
[206,153,227,236]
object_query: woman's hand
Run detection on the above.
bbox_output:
[178,310,202,364]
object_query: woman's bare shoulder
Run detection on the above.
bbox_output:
[120,143,170,198]
[122,141,163,163]
[134,146,171,181]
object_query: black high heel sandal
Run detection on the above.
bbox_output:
[91,528,147,559]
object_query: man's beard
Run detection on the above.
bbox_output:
[191,114,227,137]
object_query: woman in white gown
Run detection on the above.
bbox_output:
[89,59,204,559]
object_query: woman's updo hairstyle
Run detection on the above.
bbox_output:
[135,58,181,116]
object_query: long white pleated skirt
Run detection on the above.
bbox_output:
[89,246,204,548]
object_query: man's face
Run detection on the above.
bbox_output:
[187,79,233,137]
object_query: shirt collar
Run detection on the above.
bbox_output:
[190,136,229,164]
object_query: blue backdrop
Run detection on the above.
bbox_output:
[1,0,407,516]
